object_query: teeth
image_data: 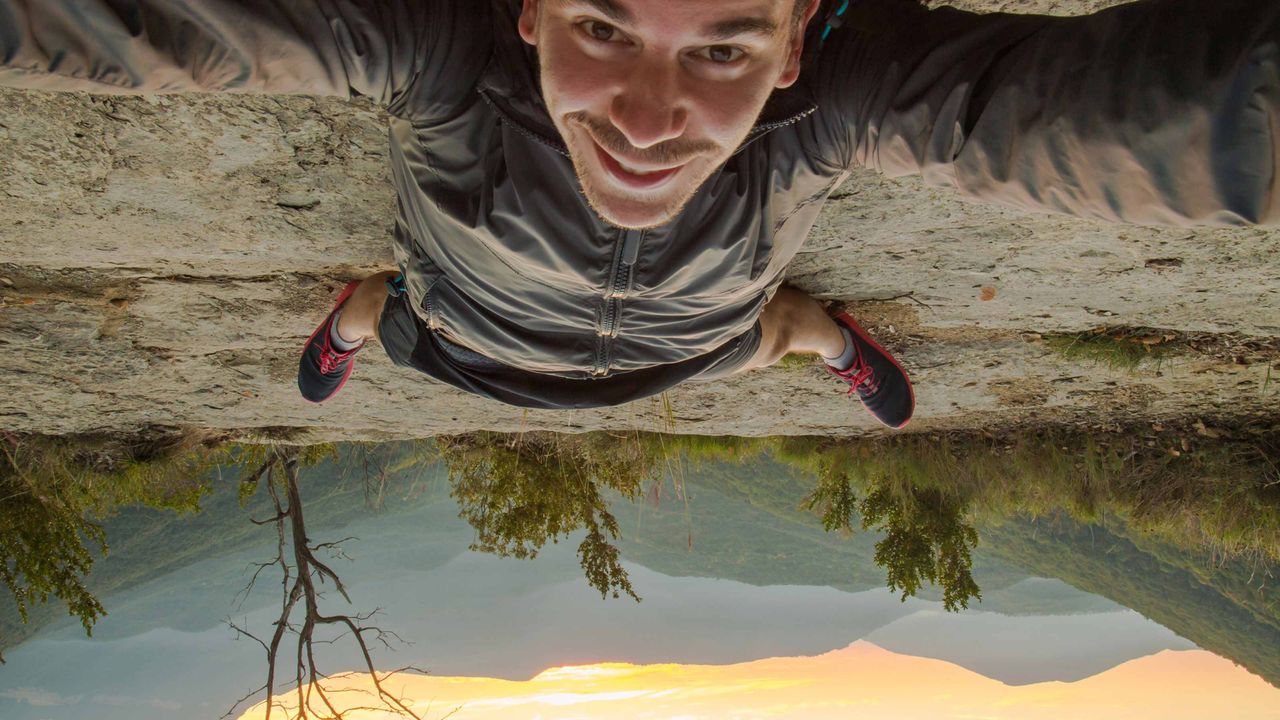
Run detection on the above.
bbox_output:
[618,160,659,176]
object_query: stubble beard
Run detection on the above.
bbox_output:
[563,111,722,230]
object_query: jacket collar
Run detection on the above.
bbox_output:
[478,0,820,156]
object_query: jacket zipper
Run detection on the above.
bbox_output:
[732,105,819,156]
[593,228,643,376]
[476,85,815,375]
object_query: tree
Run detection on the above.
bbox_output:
[0,477,105,660]
[802,451,982,611]
[0,432,212,662]
[860,483,981,611]
[439,433,652,601]
[225,446,432,720]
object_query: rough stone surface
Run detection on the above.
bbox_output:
[0,0,1276,441]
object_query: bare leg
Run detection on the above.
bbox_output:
[334,271,398,342]
[737,287,847,373]
[738,287,915,428]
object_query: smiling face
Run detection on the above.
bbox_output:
[518,0,819,229]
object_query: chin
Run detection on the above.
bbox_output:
[587,193,684,230]
[577,166,708,230]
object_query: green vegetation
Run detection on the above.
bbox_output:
[0,431,225,661]
[605,428,1280,682]
[746,427,1279,563]
[797,442,980,610]
[1044,327,1175,371]
[0,434,360,657]
[851,484,978,611]
[1,441,454,649]
[777,352,817,370]
[343,428,1280,687]
[434,424,1279,612]
[652,425,1279,611]
[607,455,1031,605]
[439,433,650,600]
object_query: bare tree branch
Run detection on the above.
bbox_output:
[221,682,269,720]
[222,446,429,720]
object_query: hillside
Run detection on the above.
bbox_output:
[980,516,1280,687]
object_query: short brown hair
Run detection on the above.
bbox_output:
[793,0,816,24]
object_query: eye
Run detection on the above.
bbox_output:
[696,45,746,64]
[578,19,622,43]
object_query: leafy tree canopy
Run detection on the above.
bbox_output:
[439,433,653,600]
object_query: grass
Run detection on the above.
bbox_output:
[0,430,226,515]
[439,422,1280,564]
[1045,328,1175,371]
[777,352,817,370]
[658,392,677,433]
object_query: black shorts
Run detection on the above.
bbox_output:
[377,292,761,409]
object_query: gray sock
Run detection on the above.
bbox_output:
[328,311,362,351]
[821,326,857,370]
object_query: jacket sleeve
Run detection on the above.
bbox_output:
[0,0,462,119]
[809,0,1280,226]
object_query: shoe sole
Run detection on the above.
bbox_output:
[301,279,364,405]
[831,311,916,429]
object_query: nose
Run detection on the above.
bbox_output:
[607,57,688,149]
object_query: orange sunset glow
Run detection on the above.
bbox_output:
[237,641,1280,719]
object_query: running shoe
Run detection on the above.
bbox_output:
[297,280,364,404]
[827,311,915,429]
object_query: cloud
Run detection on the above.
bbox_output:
[90,694,182,711]
[0,688,179,712]
[0,687,83,707]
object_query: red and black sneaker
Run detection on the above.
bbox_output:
[298,280,365,404]
[827,311,915,429]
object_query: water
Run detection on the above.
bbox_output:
[1,440,1277,719]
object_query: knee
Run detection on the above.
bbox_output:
[757,296,802,362]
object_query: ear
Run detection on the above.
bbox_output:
[776,0,823,89]
[518,0,541,46]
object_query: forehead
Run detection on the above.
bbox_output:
[553,0,790,37]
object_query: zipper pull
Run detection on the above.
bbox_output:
[621,229,642,266]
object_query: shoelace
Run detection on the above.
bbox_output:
[829,341,876,396]
[318,337,361,375]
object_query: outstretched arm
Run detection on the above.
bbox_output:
[0,0,457,117]
[809,0,1280,226]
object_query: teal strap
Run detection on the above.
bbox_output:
[821,0,852,42]
[385,274,407,297]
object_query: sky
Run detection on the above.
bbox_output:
[235,641,1280,720]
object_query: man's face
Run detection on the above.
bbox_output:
[518,0,818,229]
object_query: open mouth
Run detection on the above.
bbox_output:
[593,141,684,190]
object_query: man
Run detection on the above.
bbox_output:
[3,0,1277,429]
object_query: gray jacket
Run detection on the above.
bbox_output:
[4,0,1277,377]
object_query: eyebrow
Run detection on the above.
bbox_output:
[570,0,632,23]
[704,16,779,41]
[563,0,779,40]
